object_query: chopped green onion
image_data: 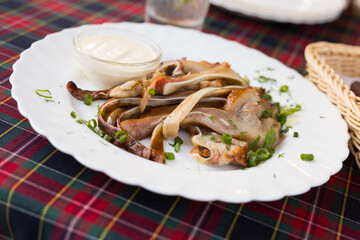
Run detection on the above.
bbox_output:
[174,142,181,153]
[280,85,289,92]
[165,152,175,160]
[278,153,285,158]
[97,104,104,115]
[249,135,260,149]
[84,94,92,105]
[76,119,86,124]
[174,136,183,145]
[210,136,216,141]
[98,130,105,138]
[70,111,76,119]
[103,134,112,142]
[300,153,314,161]
[87,119,97,130]
[149,88,155,96]
[222,133,232,144]
[293,132,299,138]
[228,120,236,128]
[261,109,272,118]
[35,89,52,99]
[264,127,276,153]
[169,137,183,153]
[267,67,275,71]
[257,101,261,105]
[256,148,271,161]
[239,131,247,140]
[263,93,272,101]
[277,105,301,126]
[246,148,273,167]
[256,75,276,83]
[247,151,257,167]
[209,115,214,123]
[115,130,127,143]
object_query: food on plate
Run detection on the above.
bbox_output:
[73,28,162,88]
[67,59,294,167]
[78,35,157,63]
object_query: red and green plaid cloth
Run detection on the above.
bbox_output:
[0,0,359,239]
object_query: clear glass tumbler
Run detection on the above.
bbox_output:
[145,0,210,30]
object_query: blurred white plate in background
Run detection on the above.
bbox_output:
[211,0,347,24]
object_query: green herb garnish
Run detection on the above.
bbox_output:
[210,136,216,141]
[97,104,104,115]
[261,109,272,118]
[280,85,289,93]
[169,136,183,153]
[239,131,247,140]
[246,148,273,167]
[70,111,76,119]
[209,115,214,123]
[263,92,272,101]
[165,152,175,160]
[249,135,260,150]
[300,153,314,161]
[264,127,276,153]
[257,101,262,105]
[277,105,301,126]
[149,88,155,96]
[293,132,299,138]
[222,133,232,144]
[256,75,276,83]
[87,119,97,130]
[278,153,285,158]
[84,94,92,105]
[229,120,236,128]
[174,143,181,153]
[103,134,112,142]
[35,89,52,98]
[115,130,127,143]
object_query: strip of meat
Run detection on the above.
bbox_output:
[67,81,110,100]
[189,127,248,167]
[120,87,281,149]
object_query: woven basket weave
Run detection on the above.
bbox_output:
[305,41,360,169]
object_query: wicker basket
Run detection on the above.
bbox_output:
[305,41,360,169]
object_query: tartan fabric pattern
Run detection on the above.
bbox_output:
[0,0,360,239]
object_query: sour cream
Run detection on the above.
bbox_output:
[79,35,157,63]
[73,28,162,88]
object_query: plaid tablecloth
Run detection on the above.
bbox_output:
[1,0,360,239]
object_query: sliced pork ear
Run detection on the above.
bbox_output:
[108,80,147,98]
[189,127,248,166]
[182,60,216,73]
[161,62,248,95]
[67,81,111,100]
[120,98,227,139]
[181,87,282,147]
[162,86,243,138]
[139,61,248,112]
[98,101,164,163]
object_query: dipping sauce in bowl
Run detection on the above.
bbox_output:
[73,28,162,88]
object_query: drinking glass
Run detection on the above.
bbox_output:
[145,0,210,30]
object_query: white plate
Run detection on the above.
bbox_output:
[10,22,349,203]
[211,0,347,24]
